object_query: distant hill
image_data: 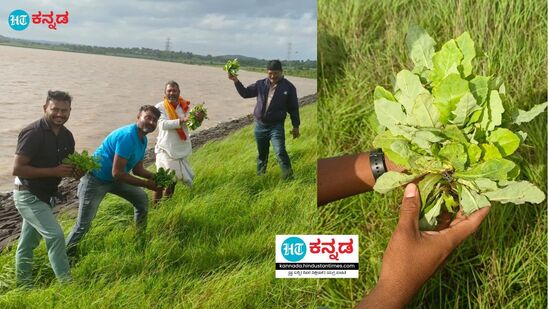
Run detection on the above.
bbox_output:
[0,35,317,78]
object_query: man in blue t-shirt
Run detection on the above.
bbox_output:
[66,105,162,256]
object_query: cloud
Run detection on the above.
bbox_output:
[0,0,317,60]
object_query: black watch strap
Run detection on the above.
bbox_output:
[369,149,387,180]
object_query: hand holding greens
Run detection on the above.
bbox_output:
[152,167,177,188]
[223,58,240,76]
[371,26,546,230]
[62,150,101,173]
[186,103,208,130]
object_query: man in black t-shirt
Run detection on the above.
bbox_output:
[12,90,82,286]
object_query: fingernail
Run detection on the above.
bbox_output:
[404,183,417,198]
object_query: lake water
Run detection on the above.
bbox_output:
[0,45,317,192]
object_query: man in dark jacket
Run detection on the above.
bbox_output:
[228,60,300,179]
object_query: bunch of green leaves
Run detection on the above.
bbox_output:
[62,150,101,172]
[223,58,240,76]
[186,103,208,130]
[371,26,547,230]
[153,167,177,187]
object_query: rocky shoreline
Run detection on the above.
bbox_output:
[0,94,316,251]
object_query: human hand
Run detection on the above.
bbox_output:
[228,74,239,82]
[291,127,300,139]
[179,115,189,124]
[53,164,75,177]
[357,183,490,308]
[72,168,86,180]
[145,178,163,191]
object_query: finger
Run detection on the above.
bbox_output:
[397,183,421,233]
[446,206,490,245]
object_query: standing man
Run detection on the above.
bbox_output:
[12,90,81,286]
[65,105,162,256]
[228,60,300,179]
[153,81,204,205]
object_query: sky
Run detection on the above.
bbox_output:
[0,0,317,60]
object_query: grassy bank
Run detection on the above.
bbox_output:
[318,0,547,308]
[0,104,318,308]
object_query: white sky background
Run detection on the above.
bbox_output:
[0,0,317,60]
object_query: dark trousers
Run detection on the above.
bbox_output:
[254,121,293,178]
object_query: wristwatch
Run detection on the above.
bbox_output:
[369,149,387,180]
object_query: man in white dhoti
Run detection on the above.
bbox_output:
[153,80,204,205]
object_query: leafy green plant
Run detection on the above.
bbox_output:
[186,103,208,130]
[371,26,547,230]
[223,58,240,76]
[153,167,177,187]
[62,150,101,172]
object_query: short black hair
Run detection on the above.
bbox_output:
[46,90,72,106]
[267,60,283,71]
[165,80,180,90]
[138,105,161,119]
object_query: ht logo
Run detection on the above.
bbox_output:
[8,10,30,31]
[281,237,306,262]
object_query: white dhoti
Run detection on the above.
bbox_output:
[155,149,194,186]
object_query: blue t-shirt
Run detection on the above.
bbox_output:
[92,123,147,182]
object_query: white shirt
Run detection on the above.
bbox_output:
[154,101,192,159]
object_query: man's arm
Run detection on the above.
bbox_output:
[13,154,73,178]
[158,105,187,130]
[112,155,158,190]
[228,75,258,98]
[287,84,300,135]
[132,160,153,179]
[317,153,404,206]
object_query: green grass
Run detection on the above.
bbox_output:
[0,104,319,308]
[318,0,547,308]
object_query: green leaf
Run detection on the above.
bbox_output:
[442,192,458,212]
[480,143,502,160]
[466,144,482,164]
[459,184,491,215]
[411,129,445,152]
[394,70,429,113]
[454,158,515,181]
[373,172,421,194]
[430,39,463,85]
[487,128,520,156]
[512,102,548,125]
[367,112,384,134]
[469,75,491,105]
[484,181,546,204]
[419,196,444,230]
[439,142,467,171]
[411,93,440,127]
[374,86,397,101]
[374,98,406,135]
[432,74,469,123]
[480,90,504,132]
[410,156,449,173]
[443,125,468,143]
[406,25,436,70]
[455,32,475,77]
[418,173,443,206]
[451,92,481,127]
[373,131,412,168]
[516,131,528,143]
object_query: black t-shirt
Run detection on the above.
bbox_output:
[15,117,75,203]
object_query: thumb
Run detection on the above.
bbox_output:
[398,183,420,232]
